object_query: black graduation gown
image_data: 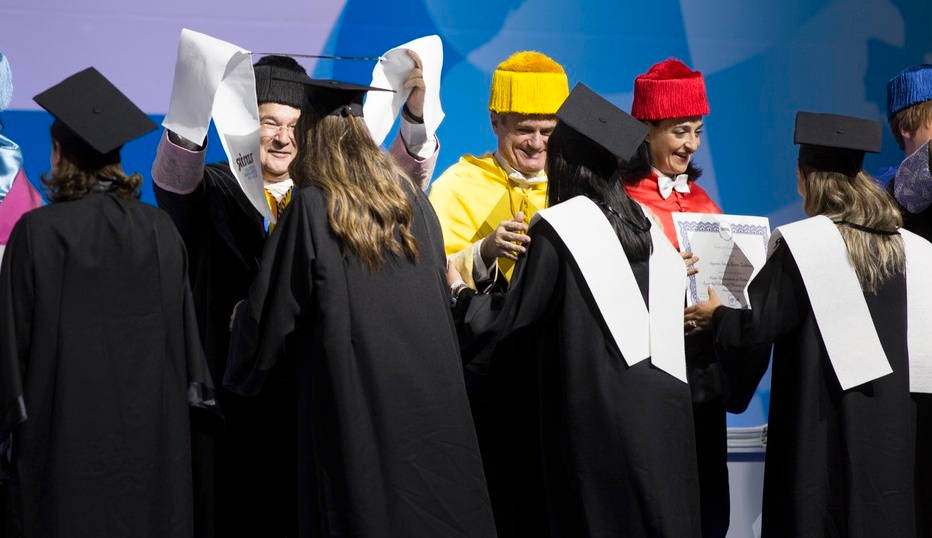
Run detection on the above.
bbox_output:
[154,163,294,537]
[711,241,932,538]
[902,207,932,243]
[477,220,701,538]
[458,243,727,538]
[684,330,729,538]
[226,184,497,537]
[0,192,216,538]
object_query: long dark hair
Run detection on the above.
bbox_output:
[546,122,652,262]
[42,123,141,202]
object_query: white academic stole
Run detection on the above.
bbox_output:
[773,215,932,392]
[533,196,688,383]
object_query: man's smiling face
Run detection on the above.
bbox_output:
[258,102,301,183]
[491,112,557,175]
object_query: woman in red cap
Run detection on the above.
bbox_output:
[625,58,720,244]
[624,58,729,538]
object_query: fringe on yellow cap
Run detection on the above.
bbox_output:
[489,51,569,115]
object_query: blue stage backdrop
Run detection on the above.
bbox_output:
[2,0,930,427]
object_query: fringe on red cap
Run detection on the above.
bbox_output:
[631,58,710,121]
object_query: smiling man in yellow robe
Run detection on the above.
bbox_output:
[429,51,568,288]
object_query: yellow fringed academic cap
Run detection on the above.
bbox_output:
[488,51,569,115]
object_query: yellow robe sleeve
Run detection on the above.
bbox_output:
[429,154,547,283]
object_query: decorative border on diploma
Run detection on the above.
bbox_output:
[678,220,771,304]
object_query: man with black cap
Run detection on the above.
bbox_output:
[0,67,217,538]
[450,83,703,537]
[152,53,439,537]
[686,111,932,537]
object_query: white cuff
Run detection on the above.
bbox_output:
[400,118,437,160]
[472,238,494,281]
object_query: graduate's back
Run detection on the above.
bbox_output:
[0,66,216,538]
[225,181,497,537]
[0,192,214,538]
[225,88,497,537]
[468,90,703,538]
[701,111,932,537]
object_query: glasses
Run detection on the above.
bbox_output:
[259,122,296,136]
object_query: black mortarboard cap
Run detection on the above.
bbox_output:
[253,55,306,109]
[556,82,648,161]
[794,111,882,176]
[33,67,156,158]
[273,70,393,118]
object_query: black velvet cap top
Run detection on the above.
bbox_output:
[273,70,393,118]
[33,67,156,155]
[794,111,882,176]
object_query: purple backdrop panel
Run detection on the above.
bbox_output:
[2,0,346,112]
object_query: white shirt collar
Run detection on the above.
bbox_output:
[264,178,294,201]
[493,152,547,188]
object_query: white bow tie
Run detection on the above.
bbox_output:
[657,173,690,199]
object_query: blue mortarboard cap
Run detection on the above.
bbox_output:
[886,64,932,119]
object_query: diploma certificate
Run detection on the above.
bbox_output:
[672,213,771,307]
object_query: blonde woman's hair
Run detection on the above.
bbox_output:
[289,112,418,270]
[798,166,904,294]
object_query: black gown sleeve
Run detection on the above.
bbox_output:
[225,193,314,396]
[462,221,562,377]
[183,279,218,411]
[153,181,208,268]
[711,241,806,412]
[495,222,563,335]
[0,218,33,439]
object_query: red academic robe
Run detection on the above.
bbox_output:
[624,172,722,249]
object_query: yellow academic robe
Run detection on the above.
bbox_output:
[428,153,547,285]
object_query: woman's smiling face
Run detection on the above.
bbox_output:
[646,116,704,176]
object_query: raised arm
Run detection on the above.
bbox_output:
[388,120,439,191]
[387,49,440,191]
[152,130,208,196]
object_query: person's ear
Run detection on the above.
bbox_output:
[490,111,502,131]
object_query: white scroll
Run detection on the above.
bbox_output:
[364,35,444,146]
[163,28,272,222]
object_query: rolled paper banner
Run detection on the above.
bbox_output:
[163,29,272,222]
